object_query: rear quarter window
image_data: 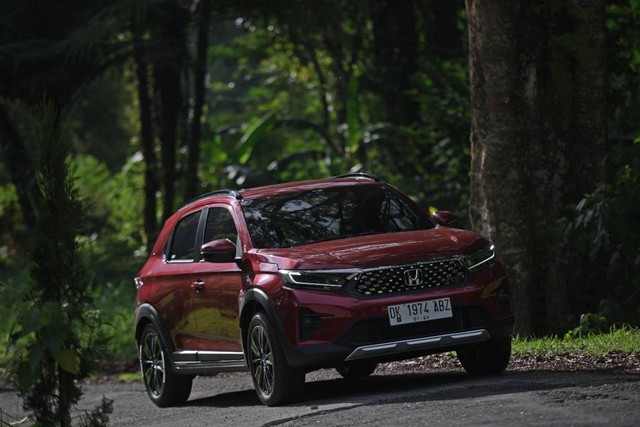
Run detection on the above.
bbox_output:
[165,211,201,261]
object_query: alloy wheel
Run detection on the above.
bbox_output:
[140,330,165,398]
[250,324,275,398]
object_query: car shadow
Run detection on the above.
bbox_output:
[182,369,625,408]
[185,389,262,407]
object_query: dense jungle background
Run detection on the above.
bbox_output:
[0,0,638,400]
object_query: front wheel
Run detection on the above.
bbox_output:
[247,312,304,406]
[138,323,193,407]
[456,337,512,376]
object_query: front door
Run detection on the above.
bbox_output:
[189,206,243,352]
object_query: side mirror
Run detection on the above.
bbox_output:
[201,238,236,263]
[432,210,457,226]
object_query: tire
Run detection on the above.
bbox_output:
[336,362,378,379]
[456,337,512,376]
[138,323,193,407]
[247,312,304,406]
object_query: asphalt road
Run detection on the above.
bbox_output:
[1,368,639,426]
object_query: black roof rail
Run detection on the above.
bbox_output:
[181,189,242,208]
[331,172,381,182]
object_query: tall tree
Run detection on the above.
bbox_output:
[0,1,125,422]
[132,9,160,250]
[151,0,189,220]
[466,0,607,335]
[185,0,212,200]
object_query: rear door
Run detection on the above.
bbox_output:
[154,209,202,350]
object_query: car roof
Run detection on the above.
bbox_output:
[179,174,381,210]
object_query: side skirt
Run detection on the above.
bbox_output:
[171,350,247,375]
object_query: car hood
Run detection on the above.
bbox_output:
[250,227,490,270]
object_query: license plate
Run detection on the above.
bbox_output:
[387,297,452,326]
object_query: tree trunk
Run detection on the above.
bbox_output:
[185,0,210,200]
[132,24,159,251]
[154,62,180,221]
[152,1,188,220]
[466,0,607,335]
[467,0,537,335]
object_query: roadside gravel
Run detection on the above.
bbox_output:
[379,350,640,375]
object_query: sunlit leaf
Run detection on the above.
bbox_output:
[55,348,82,375]
[235,111,277,165]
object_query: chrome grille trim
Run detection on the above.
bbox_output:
[355,258,467,296]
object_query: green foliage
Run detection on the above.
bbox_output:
[90,284,137,361]
[565,313,610,339]
[0,183,23,268]
[607,1,640,136]
[564,149,640,326]
[2,102,112,426]
[2,156,141,364]
[68,72,138,171]
[0,182,17,216]
[410,59,471,221]
[235,111,277,165]
[73,154,147,286]
[200,13,472,220]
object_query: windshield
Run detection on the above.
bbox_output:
[241,183,433,248]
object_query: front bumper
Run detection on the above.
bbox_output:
[272,262,514,369]
[281,312,513,369]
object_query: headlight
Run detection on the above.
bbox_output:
[464,245,495,272]
[279,269,361,290]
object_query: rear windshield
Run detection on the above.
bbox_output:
[241,183,432,248]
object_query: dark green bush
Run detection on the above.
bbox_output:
[565,143,640,328]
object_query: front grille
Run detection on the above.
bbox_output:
[343,307,490,346]
[355,259,467,296]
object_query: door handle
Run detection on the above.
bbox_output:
[191,280,205,293]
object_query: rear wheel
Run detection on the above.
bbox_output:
[456,337,511,376]
[248,312,304,406]
[138,323,192,407]
[336,362,378,379]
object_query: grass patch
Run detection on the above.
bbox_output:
[118,372,142,382]
[513,326,640,356]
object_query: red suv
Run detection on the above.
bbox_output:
[135,174,513,407]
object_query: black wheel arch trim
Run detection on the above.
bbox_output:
[240,288,291,365]
[135,303,176,360]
